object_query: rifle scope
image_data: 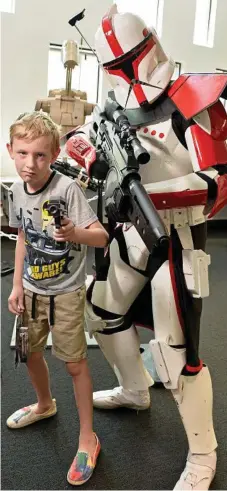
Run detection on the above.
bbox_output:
[104,99,150,165]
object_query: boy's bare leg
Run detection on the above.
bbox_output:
[66,359,97,455]
[27,352,53,413]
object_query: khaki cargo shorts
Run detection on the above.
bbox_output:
[23,286,87,362]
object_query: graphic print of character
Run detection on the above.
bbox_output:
[23,196,76,274]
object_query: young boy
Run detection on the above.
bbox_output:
[6,111,109,486]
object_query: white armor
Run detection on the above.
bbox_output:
[83,120,217,490]
[65,5,227,489]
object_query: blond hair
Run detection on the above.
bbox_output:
[9,111,61,154]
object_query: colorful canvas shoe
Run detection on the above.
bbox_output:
[67,433,101,486]
[6,399,57,429]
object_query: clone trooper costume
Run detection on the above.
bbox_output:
[65,5,227,489]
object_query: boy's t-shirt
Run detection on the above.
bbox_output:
[9,171,97,295]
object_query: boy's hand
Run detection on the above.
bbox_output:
[8,285,24,315]
[53,217,75,242]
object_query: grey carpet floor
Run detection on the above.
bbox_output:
[1,225,227,490]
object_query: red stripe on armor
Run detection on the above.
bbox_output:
[168,242,184,331]
[132,37,156,104]
[102,15,124,58]
[148,189,207,209]
[169,242,203,374]
[190,125,227,170]
[208,174,227,218]
[207,101,227,141]
[186,360,203,373]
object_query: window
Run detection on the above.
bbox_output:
[216,68,227,109]
[193,0,217,48]
[172,62,182,81]
[0,0,15,13]
[116,0,164,37]
[48,44,102,105]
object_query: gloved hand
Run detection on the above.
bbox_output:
[66,133,108,180]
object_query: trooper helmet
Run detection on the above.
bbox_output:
[95,4,175,109]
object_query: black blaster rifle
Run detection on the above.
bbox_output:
[51,160,98,193]
[90,98,170,254]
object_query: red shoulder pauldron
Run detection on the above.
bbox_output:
[167,74,227,120]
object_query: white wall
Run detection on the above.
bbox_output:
[161,0,227,72]
[1,0,227,178]
[0,0,112,178]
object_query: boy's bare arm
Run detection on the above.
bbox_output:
[8,228,26,315]
[13,228,26,285]
[53,218,109,248]
[75,220,109,248]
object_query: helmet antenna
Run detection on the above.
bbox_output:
[68,9,100,63]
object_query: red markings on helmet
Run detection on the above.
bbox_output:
[143,128,148,133]
[132,36,155,104]
[102,15,124,57]
[159,133,165,138]
[143,28,149,37]
[151,130,156,135]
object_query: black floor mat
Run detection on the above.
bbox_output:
[1,228,227,490]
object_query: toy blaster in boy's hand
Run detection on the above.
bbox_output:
[45,198,66,229]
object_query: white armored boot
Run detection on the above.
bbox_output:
[172,366,217,490]
[93,386,151,410]
[174,450,217,490]
[93,327,153,410]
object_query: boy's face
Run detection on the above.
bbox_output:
[7,136,60,186]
